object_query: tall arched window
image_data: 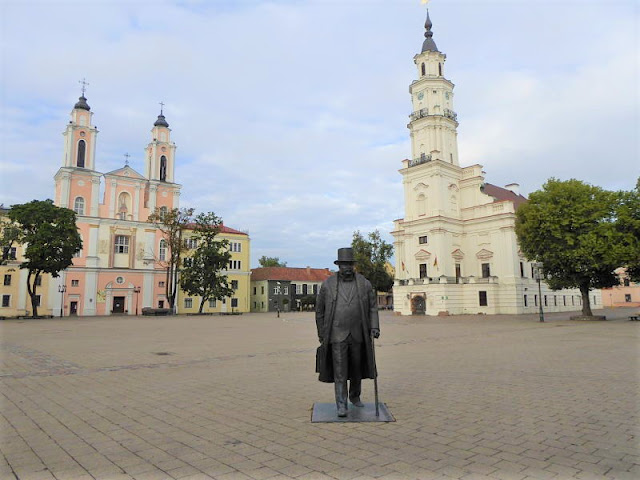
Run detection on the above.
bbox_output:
[159,239,167,261]
[77,140,86,168]
[73,197,85,215]
[160,156,167,181]
[159,206,168,220]
[421,63,426,76]
[438,63,442,76]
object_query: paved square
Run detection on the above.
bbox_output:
[1,308,638,480]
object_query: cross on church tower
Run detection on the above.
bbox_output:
[159,101,164,114]
[124,153,130,166]
[79,78,89,96]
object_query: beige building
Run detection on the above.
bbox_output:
[391,13,597,315]
[602,268,640,308]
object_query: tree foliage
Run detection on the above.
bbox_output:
[258,256,287,267]
[351,230,394,293]
[0,214,21,264]
[8,200,82,317]
[612,179,640,281]
[515,179,625,316]
[179,212,234,313]
[148,207,194,312]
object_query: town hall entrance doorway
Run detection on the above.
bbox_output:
[411,295,426,315]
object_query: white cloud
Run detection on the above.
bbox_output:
[1,0,637,268]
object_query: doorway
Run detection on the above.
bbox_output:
[70,301,78,315]
[411,295,426,315]
[112,296,125,314]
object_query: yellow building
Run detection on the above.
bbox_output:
[177,225,251,314]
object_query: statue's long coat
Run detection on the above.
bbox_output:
[315,273,380,383]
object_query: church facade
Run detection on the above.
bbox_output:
[391,13,599,316]
[45,93,250,316]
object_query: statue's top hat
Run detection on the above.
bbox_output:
[334,247,355,264]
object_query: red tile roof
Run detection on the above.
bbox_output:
[251,267,334,282]
[185,223,248,236]
[483,183,528,210]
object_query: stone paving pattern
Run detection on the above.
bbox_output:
[0,308,638,480]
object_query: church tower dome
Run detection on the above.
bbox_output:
[421,10,439,53]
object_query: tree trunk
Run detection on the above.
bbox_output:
[199,297,205,313]
[27,270,39,317]
[580,283,593,316]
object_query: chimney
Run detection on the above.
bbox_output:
[505,183,520,195]
[306,266,311,276]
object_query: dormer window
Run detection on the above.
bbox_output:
[77,139,86,168]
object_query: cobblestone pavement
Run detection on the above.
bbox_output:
[1,308,638,480]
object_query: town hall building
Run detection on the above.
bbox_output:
[391,13,599,315]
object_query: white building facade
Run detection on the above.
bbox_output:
[391,13,600,315]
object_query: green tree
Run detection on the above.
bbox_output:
[8,200,82,317]
[180,212,234,313]
[515,179,621,317]
[0,213,21,264]
[351,230,394,293]
[258,256,287,267]
[612,179,640,281]
[149,207,194,312]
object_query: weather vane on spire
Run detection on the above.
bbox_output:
[124,153,130,166]
[79,78,89,96]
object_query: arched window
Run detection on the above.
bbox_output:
[159,239,167,261]
[438,63,442,76]
[421,63,426,76]
[159,206,168,220]
[77,140,86,168]
[117,192,130,220]
[73,197,85,215]
[160,156,167,181]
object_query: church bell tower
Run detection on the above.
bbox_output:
[145,105,177,183]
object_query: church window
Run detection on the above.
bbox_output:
[159,239,167,261]
[159,206,168,220]
[481,263,491,278]
[73,197,85,215]
[419,263,428,279]
[479,291,488,306]
[77,140,86,168]
[421,63,425,76]
[160,156,167,182]
[114,235,129,254]
[117,192,130,220]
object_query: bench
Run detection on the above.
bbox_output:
[629,315,639,321]
[141,307,171,316]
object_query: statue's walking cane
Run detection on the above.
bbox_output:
[371,331,379,417]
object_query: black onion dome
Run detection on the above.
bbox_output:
[154,113,169,127]
[421,11,439,53]
[74,95,91,111]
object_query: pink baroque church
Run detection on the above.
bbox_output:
[53,92,181,316]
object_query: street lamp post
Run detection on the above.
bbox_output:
[534,262,545,323]
[134,286,141,316]
[58,285,66,318]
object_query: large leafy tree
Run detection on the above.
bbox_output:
[515,179,622,317]
[611,179,640,281]
[0,213,20,264]
[352,230,394,293]
[8,200,82,317]
[180,212,234,313]
[258,256,287,267]
[149,207,194,312]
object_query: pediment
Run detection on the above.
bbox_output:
[413,182,429,191]
[451,248,465,260]
[476,249,494,260]
[105,166,146,180]
[415,249,432,260]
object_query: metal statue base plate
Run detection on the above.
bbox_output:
[311,402,395,423]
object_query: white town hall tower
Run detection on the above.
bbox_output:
[391,13,593,315]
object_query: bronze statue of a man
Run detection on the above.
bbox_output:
[316,247,380,417]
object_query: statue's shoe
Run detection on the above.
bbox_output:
[350,398,364,407]
[337,405,347,417]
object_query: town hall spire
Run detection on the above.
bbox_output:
[421,10,439,53]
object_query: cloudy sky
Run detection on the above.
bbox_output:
[1,0,638,269]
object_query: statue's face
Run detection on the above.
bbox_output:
[338,263,355,281]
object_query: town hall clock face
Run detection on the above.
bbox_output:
[417,92,424,100]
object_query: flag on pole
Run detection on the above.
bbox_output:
[433,255,438,270]
[421,0,430,4]
[401,261,406,272]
